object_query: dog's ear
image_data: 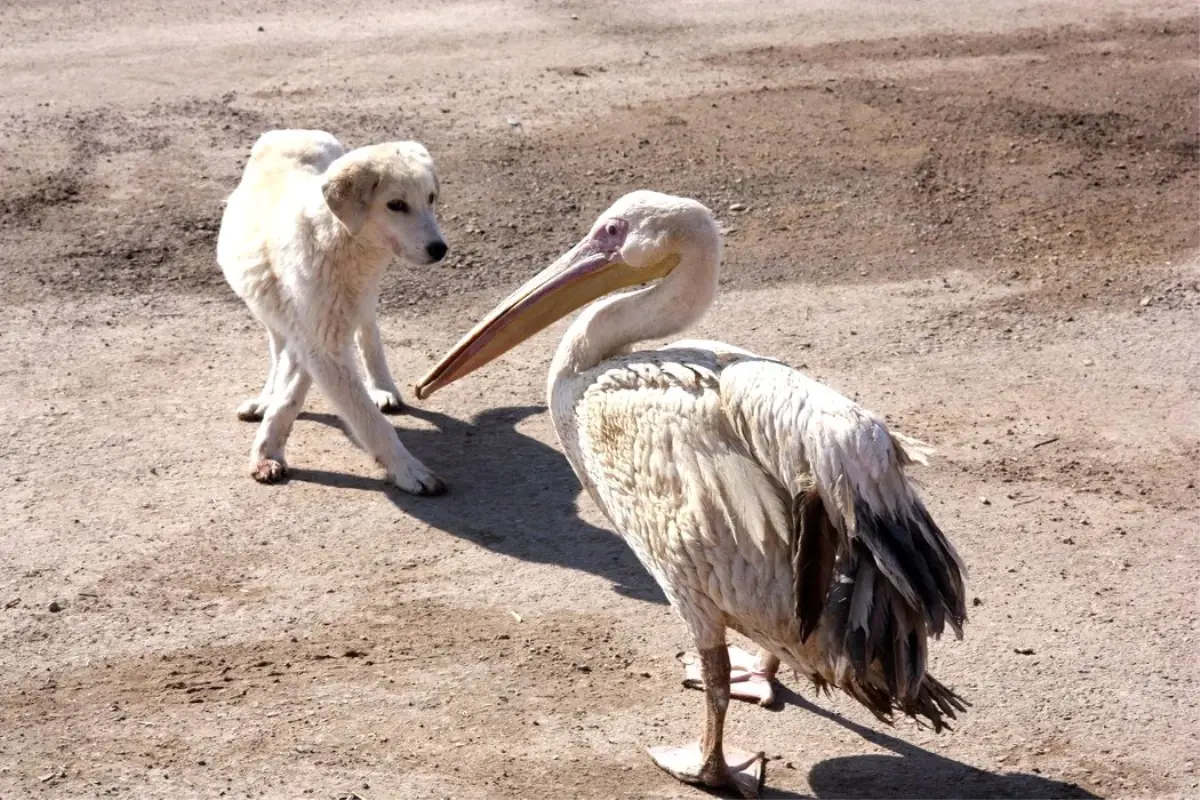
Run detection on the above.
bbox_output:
[321,154,380,235]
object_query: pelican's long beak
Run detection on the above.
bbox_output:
[414,239,678,400]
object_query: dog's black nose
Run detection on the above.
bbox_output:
[426,241,448,262]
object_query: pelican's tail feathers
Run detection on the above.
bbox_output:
[807,425,968,729]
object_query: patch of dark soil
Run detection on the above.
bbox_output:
[0,15,1194,317]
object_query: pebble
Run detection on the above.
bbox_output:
[48,601,62,613]
[728,202,747,212]
[980,496,991,505]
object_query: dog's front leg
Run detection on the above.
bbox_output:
[237,326,287,421]
[249,345,312,482]
[356,319,404,414]
[306,348,445,496]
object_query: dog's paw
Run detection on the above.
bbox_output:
[368,387,405,414]
[252,459,287,484]
[237,398,268,422]
[391,463,446,496]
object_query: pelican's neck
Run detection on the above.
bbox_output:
[550,231,721,383]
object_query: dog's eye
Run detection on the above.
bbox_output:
[428,192,437,205]
[387,199,410,214]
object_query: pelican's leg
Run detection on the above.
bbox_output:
[648,644,766,799]
[681,645,779,706]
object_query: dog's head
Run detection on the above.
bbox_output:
[321,141,448,265]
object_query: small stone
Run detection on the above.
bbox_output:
[48,601,62,613]
[1014,647,1035,655]
[728,202,747,212]
[972,597,983,606]
[980,497,991,505]
[1082,358,1094,367]
[1140,296,1152,307]
[257,25,265,32]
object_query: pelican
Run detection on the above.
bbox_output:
[415,191,967,797]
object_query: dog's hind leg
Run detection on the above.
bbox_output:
[249,345,312,483]
[238,326,287,422]
[305,348,445,496]
[356,319,404,414]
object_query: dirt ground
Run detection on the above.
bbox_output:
[1,1,1197,798]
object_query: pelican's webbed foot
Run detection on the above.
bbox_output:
[647,742,765,799]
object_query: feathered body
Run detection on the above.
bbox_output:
[553,340,966,727]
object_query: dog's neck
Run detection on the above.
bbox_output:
[309,201,392,302]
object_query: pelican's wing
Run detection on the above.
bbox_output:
[717,357,967,721]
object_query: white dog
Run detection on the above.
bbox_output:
[217,129,447,495]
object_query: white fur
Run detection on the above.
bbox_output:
[217,129,447,495]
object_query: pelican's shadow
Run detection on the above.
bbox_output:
[763,686,1097,799]
[291,404,665,604]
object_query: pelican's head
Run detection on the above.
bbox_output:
[414,191,718,399]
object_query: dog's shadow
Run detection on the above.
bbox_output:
[758,686,1098,799]
[290,404,665,604]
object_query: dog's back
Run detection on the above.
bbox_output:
[218,130,345,299]
[244,129,343,191]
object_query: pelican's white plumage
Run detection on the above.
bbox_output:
[416,191,967,798]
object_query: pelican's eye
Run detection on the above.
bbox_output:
[605,221,621,237]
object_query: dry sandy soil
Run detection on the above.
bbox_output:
[1,1,1198,798]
